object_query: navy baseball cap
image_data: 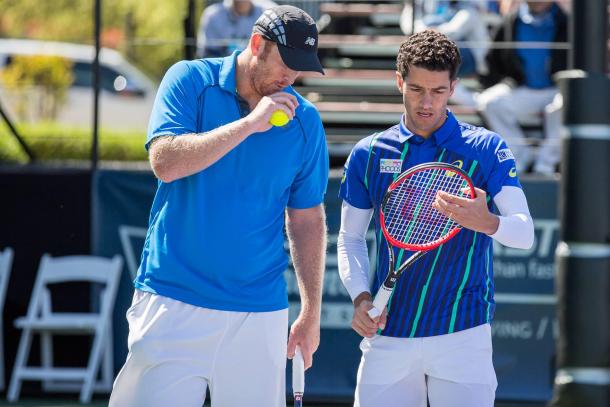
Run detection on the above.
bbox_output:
[253,5,324,74]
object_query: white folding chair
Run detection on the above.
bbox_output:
[0,247,14,392]
[7,254,123,403]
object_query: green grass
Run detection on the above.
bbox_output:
[0,121,148,163]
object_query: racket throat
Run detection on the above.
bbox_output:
[396,251,426,274]
[369,251,427,319]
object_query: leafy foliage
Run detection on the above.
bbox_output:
[1,55,74,120]
[0,0,208,163]
[0,0,205,81]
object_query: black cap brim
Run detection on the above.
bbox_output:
[276,45,325,75]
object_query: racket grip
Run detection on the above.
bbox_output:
[292,346,305,394]
[367,285,392,319]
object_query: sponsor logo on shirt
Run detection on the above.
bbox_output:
[509,167,517,177]
[446,160,463,177]
[497,148,515,163]
[380,159,403,174]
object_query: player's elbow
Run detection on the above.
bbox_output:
[287,205,327,231]
[149,142,179,183]
[493,214,535,250]
[150,159,177,183]
[519,231,535,250]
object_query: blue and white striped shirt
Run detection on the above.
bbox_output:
[339,111,521,337]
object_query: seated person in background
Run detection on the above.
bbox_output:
[197,0,276,58]
[477,1,567,175]
[400,0,491,106]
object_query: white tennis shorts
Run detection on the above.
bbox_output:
[355,324,498,407]
[109,290,288,407]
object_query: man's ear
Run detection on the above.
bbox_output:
[250,33,264,56]
[396,71,404,92]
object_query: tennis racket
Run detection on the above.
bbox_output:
[367,162,476,319]
[292,346,305,407]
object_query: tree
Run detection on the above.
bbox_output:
[0,0,205,81]
[1,55,73,120]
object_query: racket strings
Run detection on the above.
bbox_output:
[384,168,469,246]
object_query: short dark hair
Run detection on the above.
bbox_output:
[396,29,461,80]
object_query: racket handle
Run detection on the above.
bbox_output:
[292,346,305,394]
[367,285,393,319]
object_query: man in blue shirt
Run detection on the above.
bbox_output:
[337,30,534,406]
[110,6,328,407]
[197,0,276,58]
[477,1,568,174]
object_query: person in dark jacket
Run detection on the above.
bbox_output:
[477,2,567,174]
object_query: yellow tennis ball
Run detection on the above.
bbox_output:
[269,110,290,127]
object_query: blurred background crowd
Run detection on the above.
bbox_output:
[0,0,586,176]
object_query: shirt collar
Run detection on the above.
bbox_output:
[398,110,459,145]
[219,50,240,94]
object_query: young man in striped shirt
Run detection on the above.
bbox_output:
[337,30,535,407]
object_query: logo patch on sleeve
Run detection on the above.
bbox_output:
[380,159,403,174]
[497,148,515,163]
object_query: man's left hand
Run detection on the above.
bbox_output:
[287,313,320,370]
[433,187,499,235]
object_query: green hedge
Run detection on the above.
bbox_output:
[1,55,74,121]
[0,122,148,163]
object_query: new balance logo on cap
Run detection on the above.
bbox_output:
[304,37,316,46]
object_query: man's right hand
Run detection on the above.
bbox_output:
[246,92,298,133]
[352,292,387,338]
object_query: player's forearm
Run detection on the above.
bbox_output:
[337,231,371,301]
[286,205,327,320]
[490,213,534,249]
[337,202,374,301]
[149,117,257,183]
[491,186,535,249]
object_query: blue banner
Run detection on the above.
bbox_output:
[92,169,558,402]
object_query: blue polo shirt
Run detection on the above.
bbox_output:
[136,52,329,312]
[515,3,557,89]
[339,112,521,337]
